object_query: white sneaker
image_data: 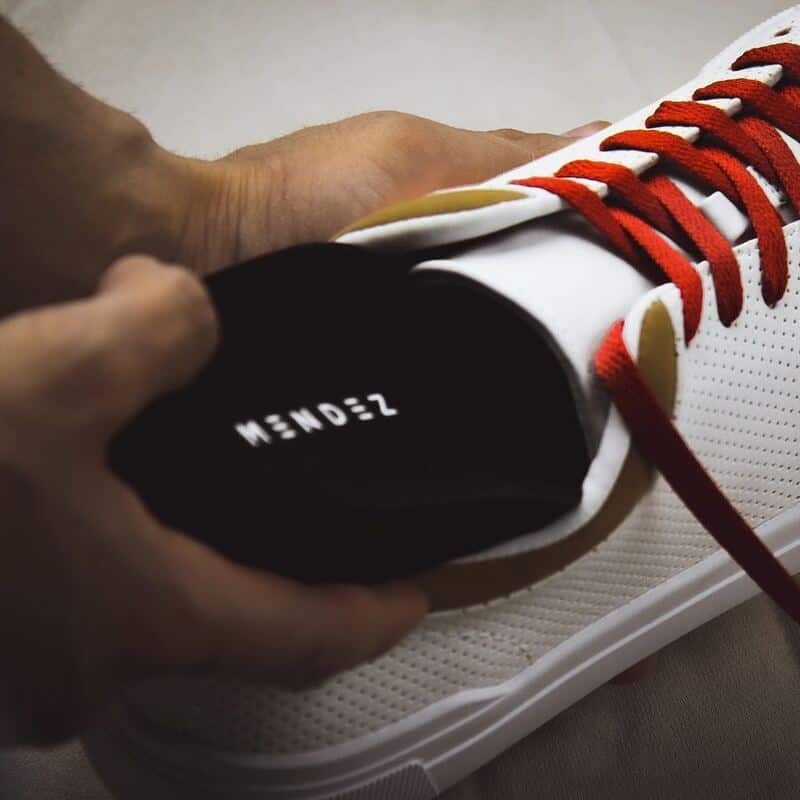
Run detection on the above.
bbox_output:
[87,7,800,798]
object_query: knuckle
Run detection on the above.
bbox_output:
[528,133,573,157]
[353,111,449,183]
[101,257,216,341]
[360,110,428,147]
[88,265,218,410]
[105,265,217,368]
[489,129,570,157]
[491,127,526,139]
[359,109,408,128]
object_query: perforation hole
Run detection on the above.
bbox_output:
[775,27,793,37]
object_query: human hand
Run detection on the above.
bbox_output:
[0,255,426,745]
[1,7,601,314]
[178,114,605,272]
[2,14,603,305]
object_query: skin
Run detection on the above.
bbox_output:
[0,14,645,746]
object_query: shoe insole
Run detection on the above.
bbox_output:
[110,243,590,584]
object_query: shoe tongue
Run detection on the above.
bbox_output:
[413,215,654,449]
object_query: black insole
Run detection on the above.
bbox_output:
[110,243,589,584]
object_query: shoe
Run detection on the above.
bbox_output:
[86,6,800,798]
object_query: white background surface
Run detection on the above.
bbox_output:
[0,1,792,798]
[1,0,791,157]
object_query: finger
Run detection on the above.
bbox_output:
[484,121,611,168]
[357,113,577,200]
[89,255,219,430]
[432,121,608,191]
[432,128,570,189]
[150,528,428,687]
[561,120,611,138]
[487,120,610,159]
[486,129,575,158]
[0,257,216,448]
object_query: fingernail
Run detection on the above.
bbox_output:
[562,120,611,138]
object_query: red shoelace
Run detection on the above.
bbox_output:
[513,44,800,622]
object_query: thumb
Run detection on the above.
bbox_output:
[0,255,217,450]
[87,255,219,435]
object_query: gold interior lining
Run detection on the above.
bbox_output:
[337,189,527,237]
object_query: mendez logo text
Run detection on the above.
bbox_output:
[233,393,398,447]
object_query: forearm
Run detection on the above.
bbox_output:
[0,16,211,313]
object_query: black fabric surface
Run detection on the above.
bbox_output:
[111,243,588,583]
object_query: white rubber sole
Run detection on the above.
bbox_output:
[83,501,800,800]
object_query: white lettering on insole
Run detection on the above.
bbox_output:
[233,393,398,447]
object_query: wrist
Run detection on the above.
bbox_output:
[173,151,280,275]
[0,15,229,310]
[77,96,211,272]
[0,66,215,310]
[76,87,286,277]
[100,112,209,268]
